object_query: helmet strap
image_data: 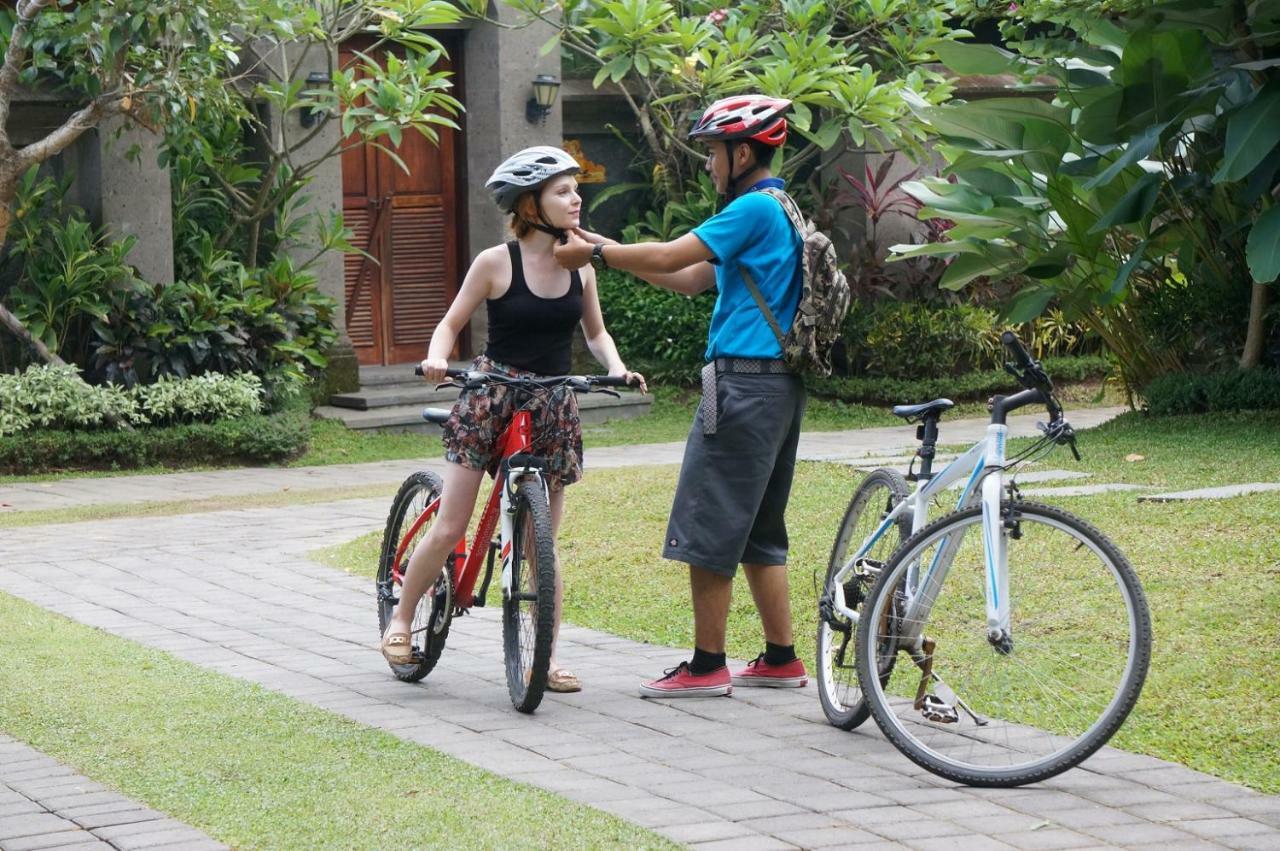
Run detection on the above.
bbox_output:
[532,194,568,243]
[723,141,767,204]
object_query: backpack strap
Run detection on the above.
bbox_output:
[737,264,787,350]
[760,188,807,236]
[735,188,806,352]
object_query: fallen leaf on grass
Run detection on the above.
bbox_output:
[1125,453,1145,462]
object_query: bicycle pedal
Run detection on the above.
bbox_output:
[920,694,959,724]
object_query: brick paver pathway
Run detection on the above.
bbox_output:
[0,735,225,851]
[2,490,1278,850]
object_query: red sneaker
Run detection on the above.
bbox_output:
[731,655,808,688]
[638,662,732,698]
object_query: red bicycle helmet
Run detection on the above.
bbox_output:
[689,95,791,147]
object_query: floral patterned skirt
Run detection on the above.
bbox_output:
[441,355,583,490]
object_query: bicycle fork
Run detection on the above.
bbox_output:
[981,424,1013,651]
[497,469,549,603]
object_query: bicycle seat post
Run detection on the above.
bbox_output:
[913,415,941,481]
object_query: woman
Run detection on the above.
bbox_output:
[380,146,645,693]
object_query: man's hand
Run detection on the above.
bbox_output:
[572,227,616,246]
[554,232,594,270]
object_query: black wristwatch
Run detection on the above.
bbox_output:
[590,243,609,270]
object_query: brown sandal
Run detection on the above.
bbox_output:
[547,668,582,693]
[380,632,413,665]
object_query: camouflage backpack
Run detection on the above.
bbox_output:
[738,188,851,376]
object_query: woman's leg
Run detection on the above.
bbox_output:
[386,462,486,638]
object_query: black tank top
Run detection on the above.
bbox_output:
[484,241,583,375]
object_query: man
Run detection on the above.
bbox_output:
[554,94,808,697]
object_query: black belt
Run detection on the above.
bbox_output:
[699,359,792,436]
[714,357,791,375]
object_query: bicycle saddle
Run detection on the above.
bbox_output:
[421,407,452,425]
[892,398,954,420]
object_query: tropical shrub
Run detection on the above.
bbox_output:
[0,365,265,436]
[0,170,137,363]
[892,1,1280,397]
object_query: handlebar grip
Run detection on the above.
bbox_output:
[591,375,635,388]
[414,365,470,379]
[1001,331,1035,369]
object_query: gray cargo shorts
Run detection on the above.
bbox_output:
[662,368,806,576]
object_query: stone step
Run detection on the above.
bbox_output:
[330,383,463,410]
[354,362,468,387]
[316,390,653,433]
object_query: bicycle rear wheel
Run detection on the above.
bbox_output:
[503,478,557,713]
[377,471,453,683]
[818,468,910,730]
[856,500,1151,786]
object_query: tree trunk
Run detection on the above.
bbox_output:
[1240,280,1269,369]
[0,301,67,366]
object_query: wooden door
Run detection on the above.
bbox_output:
[340,37,464,365]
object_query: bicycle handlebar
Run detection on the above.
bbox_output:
[996,331,1076,457]
[413,365,637,390]
[1001,331,1035,372]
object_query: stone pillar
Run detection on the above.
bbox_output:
[260,42,359,395]
[96,116,174,284]
[461,6,563,355]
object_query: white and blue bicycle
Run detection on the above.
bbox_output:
[817,332,1151,786]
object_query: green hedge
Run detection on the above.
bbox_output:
[597,270,1097,384]
[596,269,712,382]
[807,356,1112,405]
[0,409,311,474]
[1143,369,1280,416]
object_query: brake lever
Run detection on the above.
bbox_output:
[596,388,621,399]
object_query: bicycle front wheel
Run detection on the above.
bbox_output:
[856,500,1151,786]
[377,471,453,683]
[818,468,910,730]
[503,478,557,713]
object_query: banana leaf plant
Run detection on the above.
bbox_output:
[890,0,1280,395]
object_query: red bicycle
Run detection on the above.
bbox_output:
[377,368,631,713]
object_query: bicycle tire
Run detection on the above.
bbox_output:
[818,468,911,730]
[856,500,1151,787]
[503,478,557,713]
[377,471,453,683]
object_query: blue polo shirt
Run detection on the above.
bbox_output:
[692,178,802,361]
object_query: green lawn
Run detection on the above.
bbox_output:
[0,593,674,851]
[314,410,1280,793]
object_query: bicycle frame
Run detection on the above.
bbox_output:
[830,422,1013,645]
[390,408,547,611]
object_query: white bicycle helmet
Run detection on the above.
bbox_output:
[485,146,581,213]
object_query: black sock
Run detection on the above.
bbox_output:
[689,647,726,675]
[764,641,797,666]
